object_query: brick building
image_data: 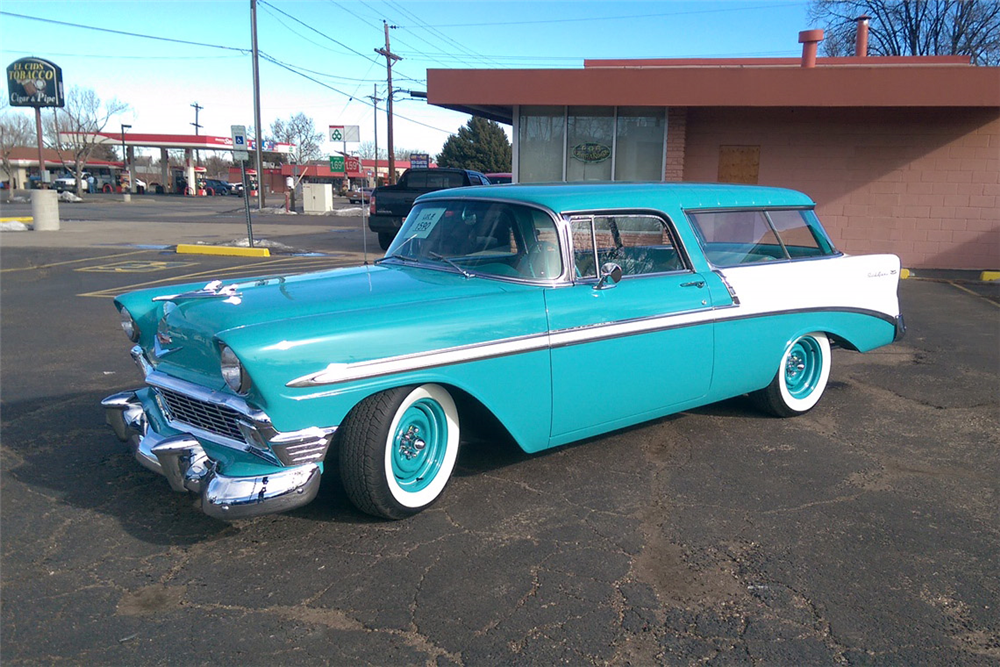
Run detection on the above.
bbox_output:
[426,46,999,270]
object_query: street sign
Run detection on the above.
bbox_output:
[345,156,360,173]
[329,155,345,172]
[231,124,249,161]
[410,153,430,169]
[329,125,360,143]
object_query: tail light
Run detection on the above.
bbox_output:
[369,194,376,216]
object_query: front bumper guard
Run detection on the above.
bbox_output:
[102,391,322,520]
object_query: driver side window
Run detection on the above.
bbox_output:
[571,214,684,279]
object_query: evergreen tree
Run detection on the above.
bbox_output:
[436,117,511,173]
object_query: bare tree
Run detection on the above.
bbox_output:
[809,0,1000,65]
[46,86,129,195]
[268,113,323,166]
[357,141,387,160]
[0,100,35,190]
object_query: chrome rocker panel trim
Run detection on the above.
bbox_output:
[102,391,324,520]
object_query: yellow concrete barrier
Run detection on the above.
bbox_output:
[0,216,34,223]
[981,271,999,282]
[176,244,270,258]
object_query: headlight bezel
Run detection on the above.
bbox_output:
[220,345,250,394]
[119,306,140,342]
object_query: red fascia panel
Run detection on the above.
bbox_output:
[584,55,973,68]
[427,66,1000,108]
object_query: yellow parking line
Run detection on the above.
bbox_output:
[948,281,1000,308]
[0,216,33,223]
[77,256,350,298]
[0,250,153,273]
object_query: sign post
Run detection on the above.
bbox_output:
[7,57,64,190]
[231,124,254,247]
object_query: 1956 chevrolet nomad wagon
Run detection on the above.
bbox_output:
[103,183,905,520]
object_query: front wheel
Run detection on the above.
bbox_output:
[339,384,460,519]
[751,332,831,417]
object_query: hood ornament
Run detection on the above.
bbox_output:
[153,280,243,305]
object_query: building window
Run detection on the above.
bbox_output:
[518,106,564,183]
[566,107,614,182]
[515,106,668,183]
[615,108,666,181]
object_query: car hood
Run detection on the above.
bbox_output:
[142,263,525,383]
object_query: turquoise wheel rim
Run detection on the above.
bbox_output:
[784,336,823,399]
[390,398,448,493]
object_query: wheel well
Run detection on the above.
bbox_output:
[826,332,859,352]
[446,386,520,448]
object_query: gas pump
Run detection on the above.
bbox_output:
[194,167,207,196]
[246,169,259,198]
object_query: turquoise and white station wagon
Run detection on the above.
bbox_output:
[103,183,905,520]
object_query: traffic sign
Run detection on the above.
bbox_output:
[329,155,345,172]
[231,124,249,162]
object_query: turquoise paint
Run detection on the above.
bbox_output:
[785,336,823,399]
[391,398,448,493]
[544,272,715,437]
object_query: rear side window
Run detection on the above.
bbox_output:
[426,172,466,188]
[689,208,836,267]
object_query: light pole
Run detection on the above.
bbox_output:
[120,124,132,202]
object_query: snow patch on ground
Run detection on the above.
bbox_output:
[326,207,364,216]
[59,191,83,203]
[260,206,297,215]
[228,238,298,251]
[0,221,32,232]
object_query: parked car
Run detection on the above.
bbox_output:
[228,181,244,196]
[368,168,490,249]
[204,179,231,196]
[485,172,512,184]
[347,187,373,204]
[103,183,904,521]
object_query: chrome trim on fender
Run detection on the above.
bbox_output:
[287,304,900,390]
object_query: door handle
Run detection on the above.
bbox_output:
[681,280,705,288]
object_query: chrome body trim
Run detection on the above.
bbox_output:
[101,391,325,520]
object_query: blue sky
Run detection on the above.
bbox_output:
[1,0,813,157]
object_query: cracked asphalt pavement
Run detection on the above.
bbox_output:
[2,243,998,665]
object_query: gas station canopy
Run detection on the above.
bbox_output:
[57,132,294,153]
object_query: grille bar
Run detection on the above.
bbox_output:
[157,387,245,442]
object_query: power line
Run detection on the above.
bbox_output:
[382,0,506,68]
[401,3,797,28]
[0,11,249,52]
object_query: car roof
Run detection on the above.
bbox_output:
[417,182,815,212]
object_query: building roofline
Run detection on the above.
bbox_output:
[583,55,974,68]
[428,62,1000,117]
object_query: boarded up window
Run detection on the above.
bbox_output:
[717,145,760,184]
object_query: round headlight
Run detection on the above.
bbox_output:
[120,306,139,342]
[220,345,249,394]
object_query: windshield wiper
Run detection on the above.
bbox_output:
[428,252,475,279]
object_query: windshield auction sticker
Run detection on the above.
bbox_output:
[410,207,446,239]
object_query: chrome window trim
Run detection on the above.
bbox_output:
[684,206,844,271]
[560,207,697,279]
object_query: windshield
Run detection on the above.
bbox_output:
[384,200,564,281]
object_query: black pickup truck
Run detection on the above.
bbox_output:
[368,168,491,249]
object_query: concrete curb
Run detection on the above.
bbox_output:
[981,271,1000,282]
[176,244,270,258]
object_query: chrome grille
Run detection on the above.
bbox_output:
[156,387,245,442]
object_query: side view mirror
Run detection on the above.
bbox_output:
[595,262,622,290]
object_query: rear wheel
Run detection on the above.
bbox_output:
[751,332,831,417]
[339,384,460,519]
[377,231,394,250]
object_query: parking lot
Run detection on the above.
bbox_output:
[1,198,998,665]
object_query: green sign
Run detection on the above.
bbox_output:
[329,155,345,172]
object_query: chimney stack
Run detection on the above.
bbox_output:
[798,29,825,68]
[855,15,870,57]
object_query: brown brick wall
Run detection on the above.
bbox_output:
[664,108,687,183]
[682,107,999,270]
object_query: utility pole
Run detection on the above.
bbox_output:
[375,22,400,185]
[250,0,265,209]
[367,84,380,186]
[190,101,203,166]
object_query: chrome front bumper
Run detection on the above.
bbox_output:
[102,391,324,520]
